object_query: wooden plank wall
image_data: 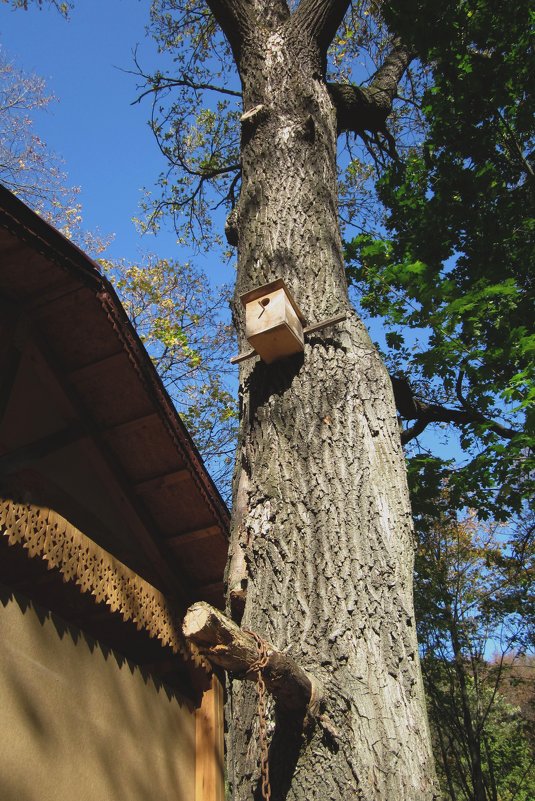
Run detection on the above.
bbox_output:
[195,673,225,801]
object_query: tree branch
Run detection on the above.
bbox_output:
[329,37,413,135]
[367,38,414,110]
[495,108,535,188]
[328,82,390,135]
[400,418,429,445]
[291,0,351,56]
[131,77,242,106]
[391,376,518,445]
[183,601,323,714]
[127,48,243,105]
[205,0,253,60]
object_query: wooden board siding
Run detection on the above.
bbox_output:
[196,674,225,801]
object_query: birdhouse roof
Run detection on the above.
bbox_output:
[240,278,306,322]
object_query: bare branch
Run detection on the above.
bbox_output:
[127,47,242,108]
[400,418,430,445]
[495,108,535,187]
[183,601,323,714]
[329,37,413,136]
[291,0,351,56]
[204,0,254,60]
[131,77,241,106]
[391,376,519,445]
[456,368,470,410]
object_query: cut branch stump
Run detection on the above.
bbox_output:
[183,601,322,715]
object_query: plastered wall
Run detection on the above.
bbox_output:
[0,587,196,801]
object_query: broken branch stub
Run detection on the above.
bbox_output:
[183,601,322,715]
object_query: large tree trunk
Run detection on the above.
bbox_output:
[218,13,439,801]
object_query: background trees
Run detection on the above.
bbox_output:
[102,256,237,494]
[342,5,535,794]
[414,507,534,800]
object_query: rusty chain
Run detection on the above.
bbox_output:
[244,629,271,801]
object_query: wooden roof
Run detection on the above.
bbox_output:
[0,186,230,619]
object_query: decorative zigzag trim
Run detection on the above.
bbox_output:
[0,497,210,673]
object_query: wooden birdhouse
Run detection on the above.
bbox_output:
[240,278,306,364]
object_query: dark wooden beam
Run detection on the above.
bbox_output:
[20,332,192,603]
[0,424,87,477]
[0,344,22,426]
[66,349,126,379]
[0,307,25,426]
[103,411,159,436]
[166,525,222,547]
[21,283,86,313]
[135,469,191,495]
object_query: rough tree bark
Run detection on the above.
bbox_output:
[203,0,440,798]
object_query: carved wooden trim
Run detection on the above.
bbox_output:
[0,497,210,672]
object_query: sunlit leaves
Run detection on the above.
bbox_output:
[101,255,237,495]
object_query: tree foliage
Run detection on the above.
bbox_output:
[0,45,82,231]
[345,0,534,519]
[137,0,534,521]
[101,255,237,495]
[414,505,534,800]
[131,0,241,249]
[134,0,429,247]
[1,0,72,15]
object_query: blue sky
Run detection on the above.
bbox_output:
[0,0,223,272]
